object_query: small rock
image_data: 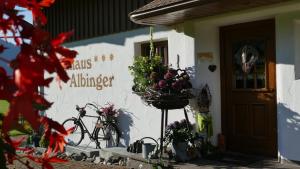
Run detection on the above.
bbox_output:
[71,153,84,161]
[94,157,101,164]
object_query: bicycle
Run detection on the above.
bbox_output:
[62,103,120,149]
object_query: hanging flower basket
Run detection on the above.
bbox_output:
[128,27,194,110]
[152,97,189,110]
[141,88,193,109]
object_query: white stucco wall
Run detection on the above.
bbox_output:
[276,11,300,162]
[45,27,196,147]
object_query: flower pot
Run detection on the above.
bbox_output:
[142,143,156,159]
[171,141,189,162]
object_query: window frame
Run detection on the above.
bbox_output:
[141,41,168,65]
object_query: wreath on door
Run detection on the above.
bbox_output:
[236,45,259,74]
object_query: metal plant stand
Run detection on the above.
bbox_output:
[158,107,190,157]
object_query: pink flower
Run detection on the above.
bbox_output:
[158,80,167,89]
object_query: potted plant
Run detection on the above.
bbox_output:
[164,119,194,162]
[129,28,193,109]
[100,104,119,123]
[129,57,193,109]
[128,55,167,93]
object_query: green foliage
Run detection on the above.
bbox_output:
[164,120,194,145]
[8,130,26,137]
[129,55,166,92]
[8,121,33,136]
[39,134,49,148]
[0,100,9,115]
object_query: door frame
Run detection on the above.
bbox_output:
[219,19,278,156]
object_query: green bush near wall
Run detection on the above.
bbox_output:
[0,100,31,136]
[0,100,9,115]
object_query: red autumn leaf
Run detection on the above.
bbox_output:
[8,136,34,153]
[47,132,66,153]
[47,156,68,163]
[0,67,7,77]
[14,37,22,46]
[56,65,70,82]
[41,117,67,135]
[1,0,77,167]
[56,47,77,58]
[51,31,74,47]
[60,57,74,69]
[3,93,40,133]
[10,136,26,148]
[0,77,15,101]
[48,53,70,82]
[33,93,53,110]
[66,127,76,135]
[4,0,18,9]
[14,69,35,92]
[43,163,54,169]
[2,109,19,134]
[39,0,56,7]
[26,153,67,169]
[26,155,43,163]
[19,20,34,39]
[45,126,74,154]
[17,0,49,25]
[31,28,50,47]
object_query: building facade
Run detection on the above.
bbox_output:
[45,0,300,163]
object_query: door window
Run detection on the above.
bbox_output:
[233,40,266,89]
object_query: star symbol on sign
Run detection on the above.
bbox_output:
[110,54,114,61]
[102,55,106,61]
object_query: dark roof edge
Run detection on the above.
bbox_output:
[129,0,217,25]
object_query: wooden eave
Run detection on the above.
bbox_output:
[129,0,291,25]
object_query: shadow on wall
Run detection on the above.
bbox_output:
[278,103,300,159]
[117,109,134,147]
[65,26,169,47]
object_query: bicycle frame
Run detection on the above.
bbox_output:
[73,103,110,142]
[75,114,102,141]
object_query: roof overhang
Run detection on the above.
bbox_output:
[130,0,292,25]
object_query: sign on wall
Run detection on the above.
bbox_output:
[68,54,116,91]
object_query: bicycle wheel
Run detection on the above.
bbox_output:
[62,118,84,146]
[95,123,120,148]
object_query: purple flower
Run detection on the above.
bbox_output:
[164,72,175,80]
[158,80,167,89]
[101,104,118,117]
[152,83,160,90]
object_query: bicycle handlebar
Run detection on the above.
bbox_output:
[76,103,102,117]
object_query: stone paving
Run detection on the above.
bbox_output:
[7,160,127,169]
[7,157,300,169]
[6,145,300,169]
[173,158,300,169]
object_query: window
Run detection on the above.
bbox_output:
[233,40,266,89]
[141,41,168,65]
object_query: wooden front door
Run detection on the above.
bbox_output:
[220,19,277,156]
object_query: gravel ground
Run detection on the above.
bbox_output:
[7,160,128,169]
